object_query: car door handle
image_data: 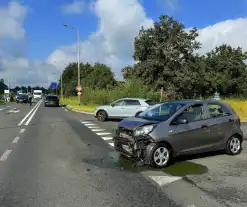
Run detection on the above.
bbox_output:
[201,124,208,128]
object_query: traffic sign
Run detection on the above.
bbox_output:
[77,91,81,96]
[51,82,57,89]
[76,85,82,92]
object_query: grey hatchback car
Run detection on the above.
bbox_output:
[113,100,243,168]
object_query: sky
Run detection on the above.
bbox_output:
[0,0,247,87]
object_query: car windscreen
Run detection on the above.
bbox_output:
[34,92,42,95]
[46,96,58,101]
[138,102,186,121]
[145,99,156,105]
[18,95,28,99]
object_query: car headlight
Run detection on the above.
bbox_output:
[134,125,155,136]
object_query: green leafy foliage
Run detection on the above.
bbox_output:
[60,14,247,104]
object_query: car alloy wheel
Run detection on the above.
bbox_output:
[226,136,242,155]
[97,110,107,122]
[151,144,170,168]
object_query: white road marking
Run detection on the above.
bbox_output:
[149,175,182,186]
[84,123,96,126]
[102,136,113,140]
[0,108,4,111]
[18,100,42,126]
[12,137,20,143]
[24,100,42,126]
[96,132,111,136]
[65,109,68,112]
[91,129,105,132]
[20,129,25,133]
[87,126,99,129]
[81,121,92,124]
[108,142,114,147]
[0,150,12,161]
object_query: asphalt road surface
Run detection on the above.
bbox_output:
[0,101,247,207]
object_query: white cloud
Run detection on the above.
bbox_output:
[0,1,57,87]
[0,1,27,39]
[47,0,153,79]
[61,0,85,14]
[196,18,247,54]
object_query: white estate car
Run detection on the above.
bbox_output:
[94,98,155,122]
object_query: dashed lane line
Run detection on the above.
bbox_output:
[91,129,105,132]
[96,132,111,136]
[84,123,96,126]
[88,126,100,129]
[108,142,114,147]
[65,109,68,112]
[102,136,113,140]
[20,129,25,133]
[81,121,92,124]
[149,175,182,186]
[0,150,12,161]
[12,136,20,144]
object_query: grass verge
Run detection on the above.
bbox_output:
[0,100,5,104]
[63,97,247,120]
[63,97,98,113]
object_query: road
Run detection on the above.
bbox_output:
[0,101,247,207]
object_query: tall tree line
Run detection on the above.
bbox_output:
[60,15,247,99]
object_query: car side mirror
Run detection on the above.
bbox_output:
[111,103,115,107]
[177,118,188,124]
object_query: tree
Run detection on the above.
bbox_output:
[123,15,201,98]
[204,44,247,96]
[61,62,116,96]
[85,63,116,89]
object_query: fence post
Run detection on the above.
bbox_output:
[160,87,164,102]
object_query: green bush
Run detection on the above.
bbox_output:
[66,79,162,105]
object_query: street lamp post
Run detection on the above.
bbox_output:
[63,24,81,105]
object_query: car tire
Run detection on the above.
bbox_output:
[225,135,242,155]
[97,110,107,122]
[150,143,171,168]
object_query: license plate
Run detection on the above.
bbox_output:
[122,144,132,153]
[119,133,125,137]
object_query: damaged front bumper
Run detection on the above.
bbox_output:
[113,129,156,165]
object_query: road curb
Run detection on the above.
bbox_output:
[64,106,94,115]
[72,109,94,115]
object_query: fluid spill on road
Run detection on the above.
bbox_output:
[162,161,208,176]
[107,151,208,176]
